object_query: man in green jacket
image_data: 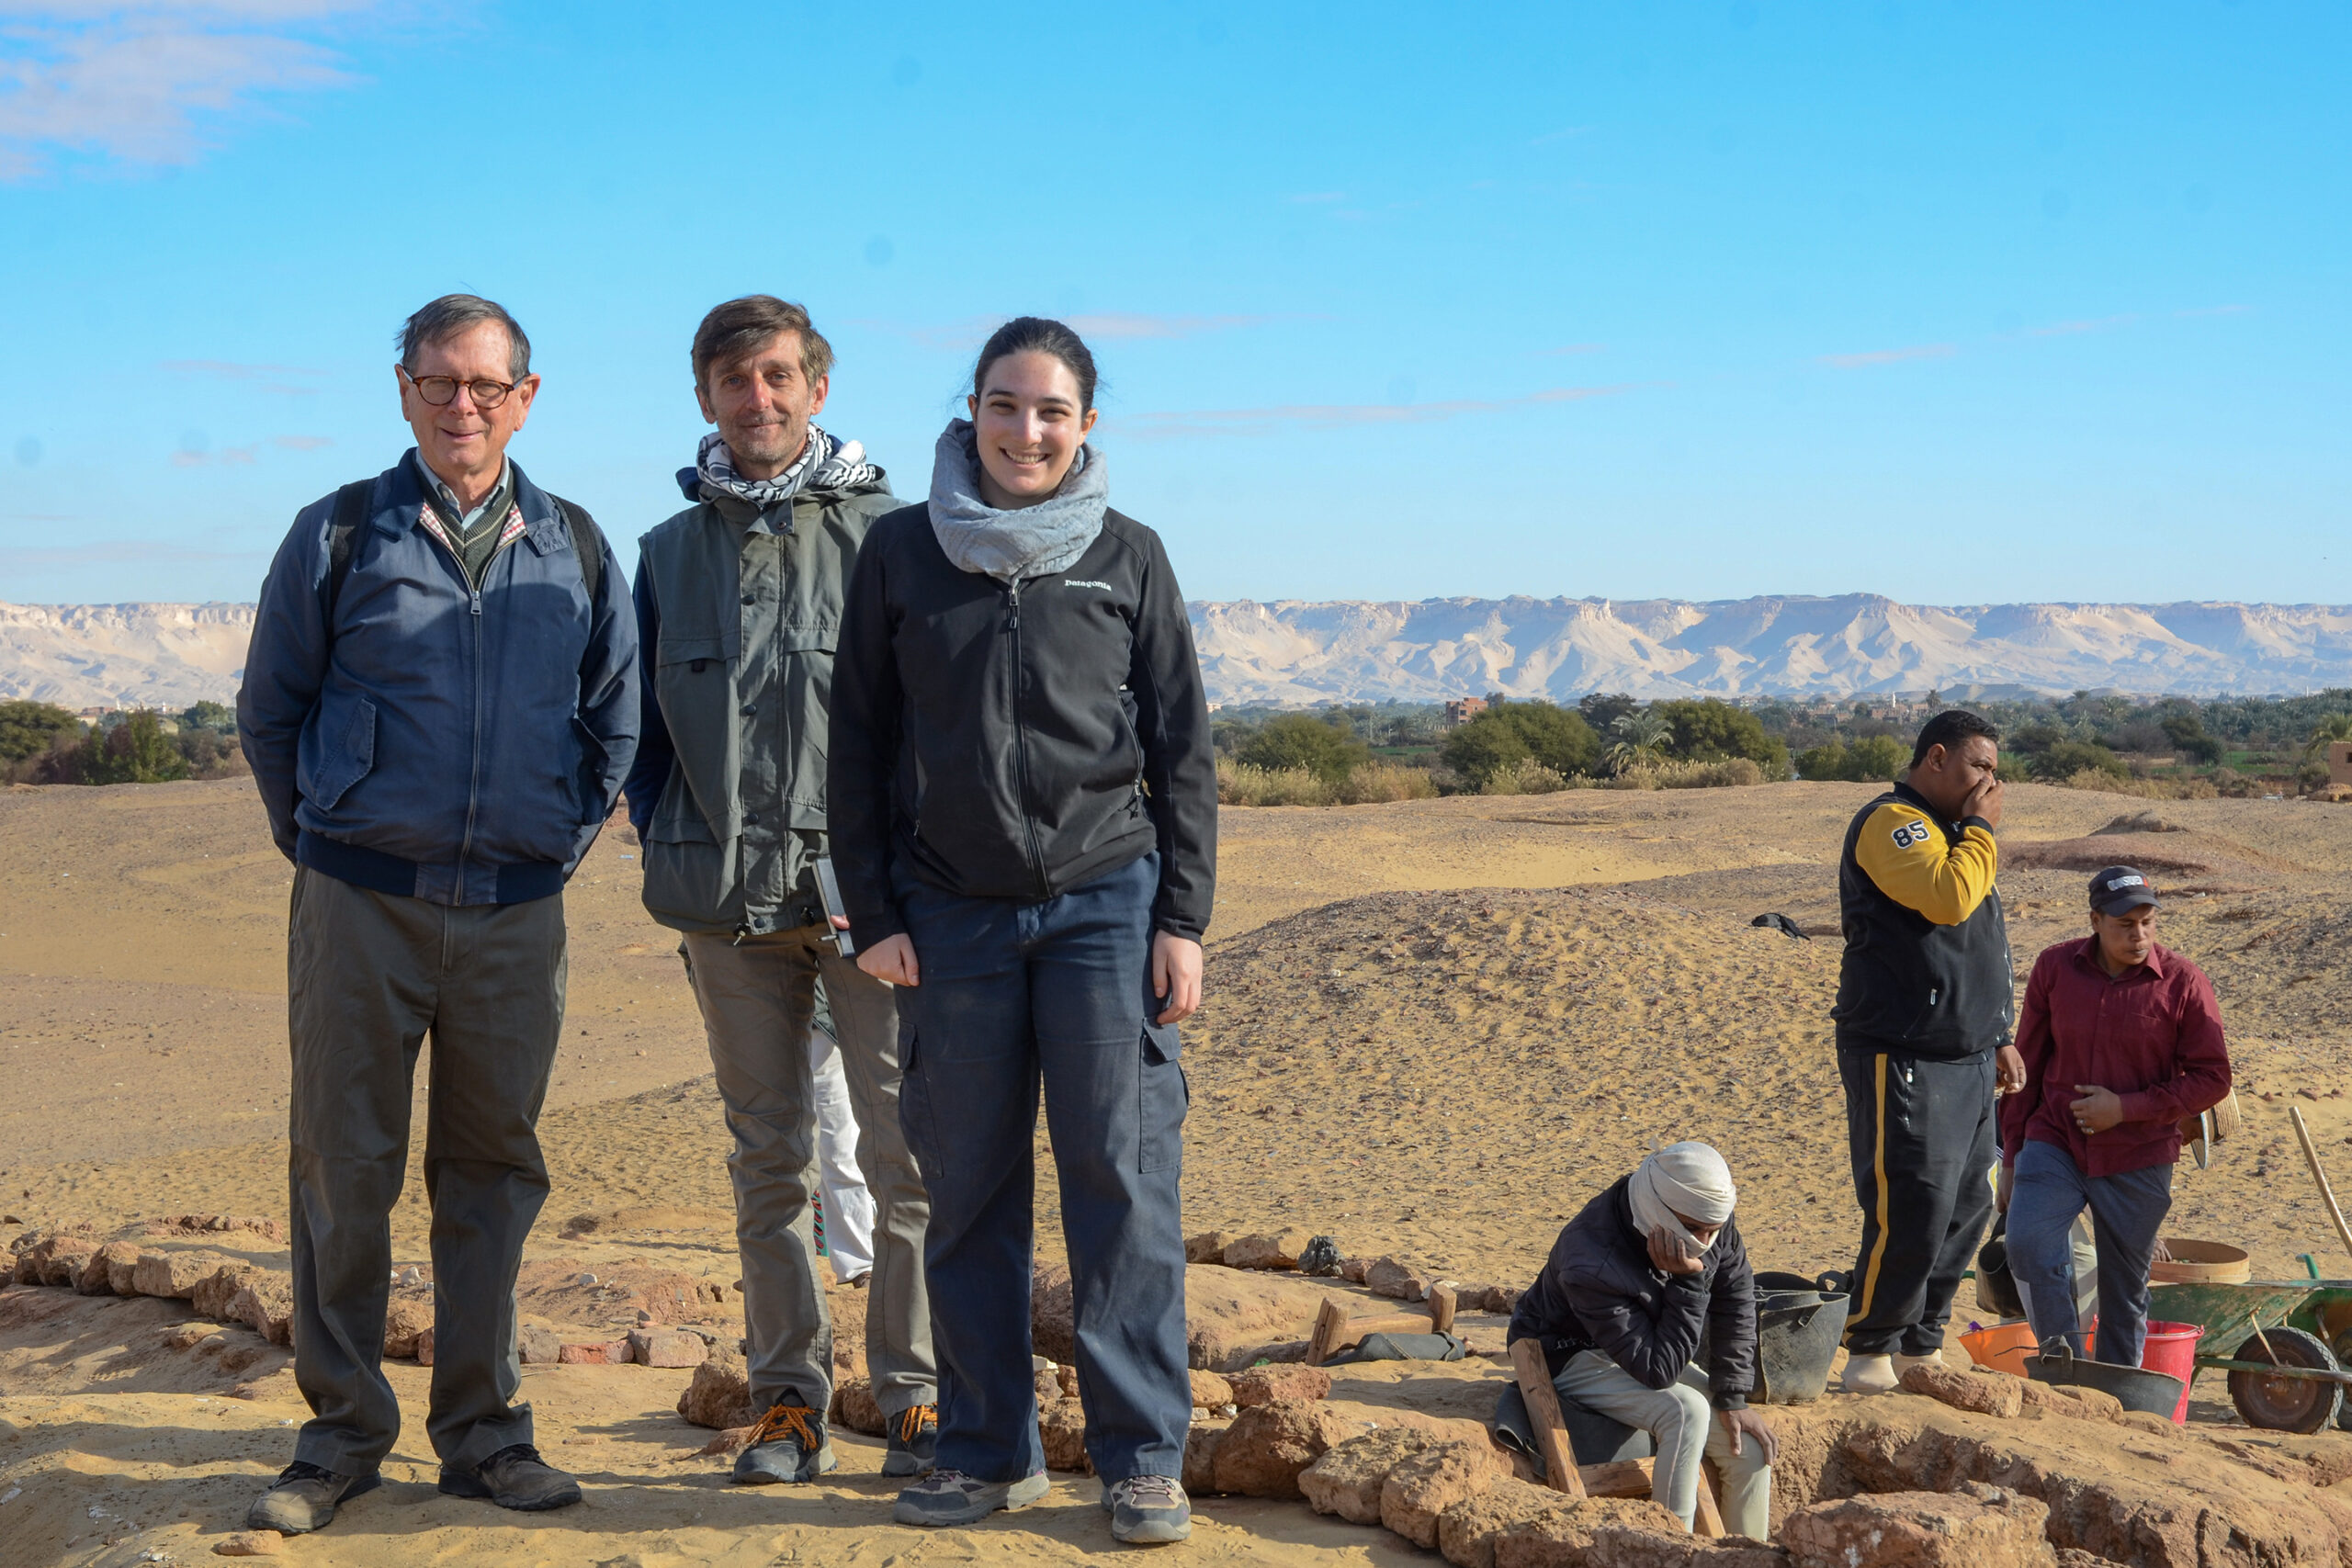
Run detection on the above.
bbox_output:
[625,296,934,1483]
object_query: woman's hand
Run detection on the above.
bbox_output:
[858,933,921,987]
[1152,931,1203,1024]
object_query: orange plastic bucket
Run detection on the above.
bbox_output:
[2086,1321,2202,1424]
[1960,1320,2038,1377]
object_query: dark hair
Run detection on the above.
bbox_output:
[399,295,530,380]
[1911,708,2001,768]
[693,296,833,393]
[972,316,1099,412]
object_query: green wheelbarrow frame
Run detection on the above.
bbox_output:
[2148,1258,2352,1427]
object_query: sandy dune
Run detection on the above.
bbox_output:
[6,776,2352,1564]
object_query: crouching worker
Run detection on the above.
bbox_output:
[1507,1144,1776,1537]
[2000,866,2231,1367]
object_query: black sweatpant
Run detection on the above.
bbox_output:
[1838,1042,1998,1359]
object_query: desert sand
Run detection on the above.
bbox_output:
[6,775,2352,1564]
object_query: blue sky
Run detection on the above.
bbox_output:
[0,1,2344,608]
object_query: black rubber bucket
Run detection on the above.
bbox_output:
[2025,1340,2185,1420]
[1695,1278,1849,1404]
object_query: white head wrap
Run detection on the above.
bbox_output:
[1627,1142,1737,1255]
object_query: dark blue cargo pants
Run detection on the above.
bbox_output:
[894,852,1191,1485]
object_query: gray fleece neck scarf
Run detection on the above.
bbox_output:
[927,418,1107,581]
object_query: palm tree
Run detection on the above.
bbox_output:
[1603,710,1673,775]
[2304,715,2352,762]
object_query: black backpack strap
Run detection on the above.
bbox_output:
[322,479,375,623]
[547,494,605,607]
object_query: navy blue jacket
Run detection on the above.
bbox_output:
[237,453,639,906]
[1508,1177,1758,1411]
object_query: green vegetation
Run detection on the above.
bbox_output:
[0,700,247,785]
[1441,700,1599,788]
[1238,712,1369,783]
[1795,734,1909,783]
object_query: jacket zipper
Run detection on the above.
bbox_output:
[419,507,515,888]
[1004,581,1050,897]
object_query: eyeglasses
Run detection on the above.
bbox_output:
[401,367,525,410]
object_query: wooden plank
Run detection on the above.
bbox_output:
[1692,1460,1725,1538]
[1575,1457,1649,1498]
[1509,1338,1588,1498]
[1306,1300,1350,1368]
[2290,1107,2352,1268]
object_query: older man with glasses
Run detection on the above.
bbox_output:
[236,294,638,1535]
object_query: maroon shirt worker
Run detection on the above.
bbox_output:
[1996,865,2231,1368]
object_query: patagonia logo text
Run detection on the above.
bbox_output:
[1063,579,1113,591]
[1891,820,1933,850]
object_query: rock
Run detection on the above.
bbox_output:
[1484,1285,1522,1314]
[1224,1229,1308,1270]
[1299,1235,1343,1276]
[1382,1436,1517,1549]
[557,1340,610,1365]
[1340,1256,1371,1283]
[1231,1364,1331,1406]
[1782,1487,2056,1568]
[1439,1477,1581,1568]
[1185,1231,1234,1264]
[1301,1427,1444,1522]
[1189,1370,1234,1408]
[1493,1499,1697,1568]
[2013,1380,2123,1424]
[1034,1360,1062,1405]
[1057,1363,1080,1398]
[1900,1360,2024,1419]
[190,1264,258,1322]
[1212,1398,1360,1499]
[517,1322,562,1366]
[78,1240,140,1295]
[46,1243,97,1288]
[165,1321,230,1351]
[1039,1396,1091,1473]
[678,1346,756,1429]
[212,1529,284,1555]
[1583,1529,1700,1568]
[130,1248,231,1300]
[382,1300,433,1359]
[629,1327,709,1369]
[832,1377,887,1438]
[415,1325,435,1365]
[228,1279,295,1347]
[1365,1255,1430,1302]
[1182,1424,1227,1494]
[1037,1260,1344,1372]
[1690,1544,1791,1568]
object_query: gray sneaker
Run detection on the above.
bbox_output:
[892,1467,1050,1527]
[247,1461,380,1535]
[438,1444,582,1511]
[1103,1474,1192,1544]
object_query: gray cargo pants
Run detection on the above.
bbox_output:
[682,926,934,1419]
[284,868,564,1475]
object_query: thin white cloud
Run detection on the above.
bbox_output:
[2025,314,2138,338]
[1818,343,1955,370]
[1062,312,1273,341]
[0,3,373,175]
[1125,384,1641,438]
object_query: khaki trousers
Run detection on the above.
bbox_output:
[683,927,934,1416]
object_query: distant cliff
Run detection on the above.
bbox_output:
[9,594,2352,711]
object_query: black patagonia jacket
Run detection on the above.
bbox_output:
[1507,1177,1758,1411]
[827,503,1216,944]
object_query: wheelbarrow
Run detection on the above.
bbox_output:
[2149,1257,2352,1432]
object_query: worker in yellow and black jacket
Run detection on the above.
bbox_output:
[1830,708,2025,1395]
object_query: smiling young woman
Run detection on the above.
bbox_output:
[825,317,1217,1545]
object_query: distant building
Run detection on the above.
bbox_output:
[1443,696,1489,728]
[2328,741,2352,787]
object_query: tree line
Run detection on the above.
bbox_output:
[0,701,248,785]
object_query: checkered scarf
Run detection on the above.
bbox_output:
[695,424,877,512]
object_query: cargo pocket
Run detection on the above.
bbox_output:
[311,697,376,809]
[899,1027,941,1176]
[1140,1021,1188,1173]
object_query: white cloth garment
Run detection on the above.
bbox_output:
[808,1027,876,1281]
[1627,1142,1738,1255]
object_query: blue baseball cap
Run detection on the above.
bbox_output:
[2088,865,2159,916]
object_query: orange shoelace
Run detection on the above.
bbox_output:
[897,1403,938,1444]
[744,1403,820,1450]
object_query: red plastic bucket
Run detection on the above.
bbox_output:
[2086,1320,2202,1423]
